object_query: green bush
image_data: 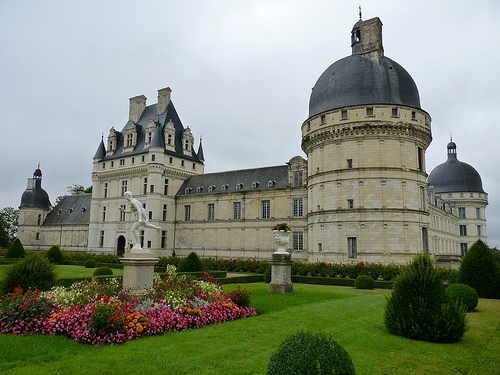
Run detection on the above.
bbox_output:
[264,264,271,283]
[1,253,57,294]
[384,253,467,343]
[178,252,204,272]
[355,275,375,289]
[5,238,26,259]
[93,266,113,276]
[267,330,355,375]
[84,259,97,268]
[446,283,478,312]
[457,239,500,299]
[45,245,64,264]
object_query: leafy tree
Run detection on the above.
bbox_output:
[55,183,92,205]
[0,207,19,246]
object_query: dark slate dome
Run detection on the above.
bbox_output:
[428,141,485,194]
[19,167,51,209]
[309,17,421,118]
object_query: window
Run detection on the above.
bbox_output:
[458,207,466,219]
[233,202,241,220]
[411,111,416,120]
[460,225,467,236]
[102,207,106,222]
[293,171,303,187]
[121,180,128,196]
[167,134,172,145]
[293,198,303,218]
[147,240,151,248]
[148,211,153,220]
[221,184,228,191]
[143,178,148,194]
[208,204,215,221]
[164,179,169,195]
[422,227,429,253]
[347,159,353,169]
[161,231,166,249]
[318,243,323,252]
[347,199,354,209]
[476,207,481,219]
[418,147,424,172]
[341,110,348,119]
[126,133,133,147]
[119,205,126,221]
[192,163,196,170]
[99,231,104,247]
[150,184,154,193]
[162,204,167,221]
[262,200,270,219]
[169,157,173,164]
[184,205,191,221]
[119,159,125,166]
[140,230,144,248]
[185,187,192,194]
[35,232,40,240]
[460,243,468,257]
[181,160,185,167]
[470,193,474,197]
[366,107,374,116]
[111,161,114,168]
[132,157,135,164]
[320,115,326,123]
[151,155,156,162]
[208,185,216,192]
[236,183,243,190]
[348,237,357,258]
[460,193,464,197]
[477,225,482,236]
[293,232,304,251]
[196,186,203,193]
[420,186,426,210]
[267,180,275,187]
[37,214,41,226]
[391,107,399,117]
[102,163,106,169]
[251,181,259,188]
[142,155,145,162]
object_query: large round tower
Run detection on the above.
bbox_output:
[301,17,432,264]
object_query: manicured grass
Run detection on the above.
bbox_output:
[0,283,499,374]
[0,264,123,279]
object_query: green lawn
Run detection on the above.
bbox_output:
[0,264,123,279]
[0,283,499,374]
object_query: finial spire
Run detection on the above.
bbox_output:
[450,133,453,142]
[359,5,362,20]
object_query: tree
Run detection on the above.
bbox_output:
[0,207,19,247]
[54,183,92,205]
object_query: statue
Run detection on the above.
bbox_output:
[120,191,161,250]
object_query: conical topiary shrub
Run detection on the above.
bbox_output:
[5,238,26,258]
[384,253,467,343]
[177,252,204,272]
[456,239,500,299]
[45,245,64,264]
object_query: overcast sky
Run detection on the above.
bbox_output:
[1,0,499,249]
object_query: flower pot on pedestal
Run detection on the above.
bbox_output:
[273,230,290,254]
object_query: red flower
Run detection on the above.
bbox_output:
[103,296,110,303]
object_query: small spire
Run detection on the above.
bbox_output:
[359,5,362,20]
[450,133,453,142]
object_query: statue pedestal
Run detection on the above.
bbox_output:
[120,251,158,293]
[268,253,293,294]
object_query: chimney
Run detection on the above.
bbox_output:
[157,87,172,115]
[129,95,147,123]
[352,17,384,64]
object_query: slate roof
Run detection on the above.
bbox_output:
[94,100,203,163]
[42,194,92,226]
[177,165,289,196]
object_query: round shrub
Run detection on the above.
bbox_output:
[84,259,97,268]
[178,252,204,272]
[93,266,113,276]
[446,284,478,312]
[1,252,56,294]
[384,253,467,343]
[267,330,355,375]
[5,238,26,259]
[45,245,64,264]
[354,275,374,289]
[457,239,500,299]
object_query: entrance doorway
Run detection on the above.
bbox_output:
[117,235,126,256]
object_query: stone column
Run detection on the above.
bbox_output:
[120,252,158,293]
[268,253,293,294]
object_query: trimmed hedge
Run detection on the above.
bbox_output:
[355,275,375,289]
[446,283,478,312]
[219,275,264,284]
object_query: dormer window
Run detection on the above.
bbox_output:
[196,186,203,193]
[185,187,192,194]
[221,184,228,191]
[236,183,243,190]
[208,185,216,192]
[123,120,137,150]
[251,181,259,188]
[182,126,194,156]
[164,119,176,151]
[267,180,275,187]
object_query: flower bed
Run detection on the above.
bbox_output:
[0,269,256,345]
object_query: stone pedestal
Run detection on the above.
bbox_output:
[120,251,158,293]
[268,253,293,294]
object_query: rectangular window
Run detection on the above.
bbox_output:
[208,203,215,221]
[341,109,348,119]
[460,243,468,257]
[142,155,145,162]
[347,159,353,169]
[293,232,304,251]
[422,227,429,253]
[262,200,270,219]
[99,231,104,247]
[162,204,167,221]
[164,179,169,195]
[169,157,173,164]
[192,163,196,170]
[37,214,42,226]
[418,147,424,172]
[148,211,153,220]
[458,207,466,219]
[293,198,303,218]
[411,111,416,120]
[477,225,482,236]
[476,207,481,219]
[161,231,166,249]
[150,184,154,193]
[121,180,128,196]
[143,178,148,194]
[420,186,426,211]
[320,115,326,124]
[293,171,303,187]
[104,183,108,198]
[111,161,114,168]
[35,232,40,240]
[119,159,125,166]
[119,205,126,221]
[151,155,156,162]
[102,206,106,222]
[181,160,185,167]
[184,205,191,221]
[348,237,357,258]
[460,225,467,236]
[132,157,135,164]
[233,202,241,220]
[391,107,398,117]
[140,230,144,248]
[347,199,354,209]
[366,107,374,116]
